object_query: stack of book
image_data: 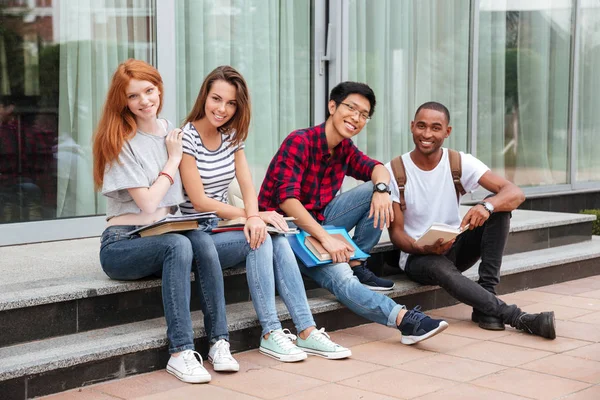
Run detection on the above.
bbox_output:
[212,216,298,234]
[127,212,216,237]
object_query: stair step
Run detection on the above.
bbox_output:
[2,237,600,398]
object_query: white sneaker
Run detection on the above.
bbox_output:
[208,339,240,372]
[166,350,211,383]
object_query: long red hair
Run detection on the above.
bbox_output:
[92,59,164,189]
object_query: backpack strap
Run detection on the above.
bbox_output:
[390,155,407,211]
[448,149,466,202]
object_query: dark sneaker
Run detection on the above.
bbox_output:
[352,263,394,291]
[472,309,505,331]
[516,311,556,339]
[398,306,449,345]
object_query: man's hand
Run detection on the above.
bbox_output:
[369,192,394,229]
[412,238,454,255]
[320,234,355,263]
[460,204,490,230]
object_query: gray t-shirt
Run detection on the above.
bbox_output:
[101,119,184,220]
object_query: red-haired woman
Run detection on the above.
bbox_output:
[93,59,219,384]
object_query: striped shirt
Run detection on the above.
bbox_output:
[180,122,244,214]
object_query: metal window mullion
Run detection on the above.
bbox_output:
[569,0,581,188]
[468,0,480,156]
[313,0,327,124]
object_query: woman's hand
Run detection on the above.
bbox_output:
[259,211,289,232]
[244,215,267,250]
[165,128,183,162]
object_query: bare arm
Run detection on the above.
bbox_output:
[388,202,454,256]
[460,170,525,230]
[128,128,182,213]
[369,164,394,229]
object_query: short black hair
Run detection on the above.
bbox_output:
[415,101,450,124]
[329,81,376,116]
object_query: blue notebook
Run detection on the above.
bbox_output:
[287,226,369,267]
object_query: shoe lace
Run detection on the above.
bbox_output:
[403,306,425,325]
[271,329,297,350]
[181,350,204,372]
[310,328,338,347]
[212,339,235,362]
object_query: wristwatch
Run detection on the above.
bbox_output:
[373,182,391,194]
[477,201,494,215]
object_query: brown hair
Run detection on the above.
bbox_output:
[92,59,164,189]
[183,65,251,147]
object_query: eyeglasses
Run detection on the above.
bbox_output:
[339,102,371,122]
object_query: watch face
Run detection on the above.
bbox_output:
[375,183,388,192]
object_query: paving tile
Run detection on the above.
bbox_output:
[427,303,472,321]
[520,354,600,384]
[534,283,594,295]
[273,355,384,382]
[447,341,552,367]
[493,332,590,353]
[396,354,506,382]
[326,330,373,348]
[471,368,590,400]
[572,310,600,325]
[545,295,600,311]
[414,383,529,400]
[521,302,594,320]
[562,278,600,290]
[205,351,273,387]
[575,289,600,299]
[442,320,516,340]
[86,371,187,399]
[228,349,281,369]
[409,332,479,354]
[500,290,566,304]
[278,382,397,400]
[336,323,399,342]
[133,384,261,400]
[556,320,600,342]
[564,343,600,362]
[349,339,435,367]
[339,368,457,399]
[210,367,326,399]
[41,389,119,400]
[562,385,600,400]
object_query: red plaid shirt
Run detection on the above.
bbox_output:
[258,123,380,221]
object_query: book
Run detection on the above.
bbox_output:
[414,223,470,246]
[213,216,298,234]
[304,234,355,261]
[127,212,216,237]
[286,226,369,267]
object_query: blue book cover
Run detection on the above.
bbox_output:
[287,226,369,267]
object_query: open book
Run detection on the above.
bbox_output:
[304,234,355,261]
[414,223,470,246]
[213,216,298,234]
[127,212,216,237]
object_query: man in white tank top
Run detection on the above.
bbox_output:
[386,102,556,339]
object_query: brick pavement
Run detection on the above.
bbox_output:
[41,275,600,400]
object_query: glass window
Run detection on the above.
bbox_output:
[477,0,572,187]
[576,0,600,183]
[174,0,311,187]
[0,0,155,224]
[345,0,471,162]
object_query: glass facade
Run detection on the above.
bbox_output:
[1,0,599,242]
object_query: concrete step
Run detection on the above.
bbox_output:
[2,236,600,399]
[0,209,595,349]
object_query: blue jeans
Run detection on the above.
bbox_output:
[323,181,383,254]
[299,182,404,328]
[201,229,316,337]
[99,226,195,354]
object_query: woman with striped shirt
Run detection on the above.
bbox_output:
[179,66,350,365]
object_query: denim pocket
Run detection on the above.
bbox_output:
[100,226,137,250]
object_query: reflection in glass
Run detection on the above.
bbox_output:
[478,0,572,187]
[0,0,155,223]
[346,0,470,163]
[175,0,311,187]
[577,0,600,182]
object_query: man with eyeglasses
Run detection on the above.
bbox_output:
[258,82,449,345]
